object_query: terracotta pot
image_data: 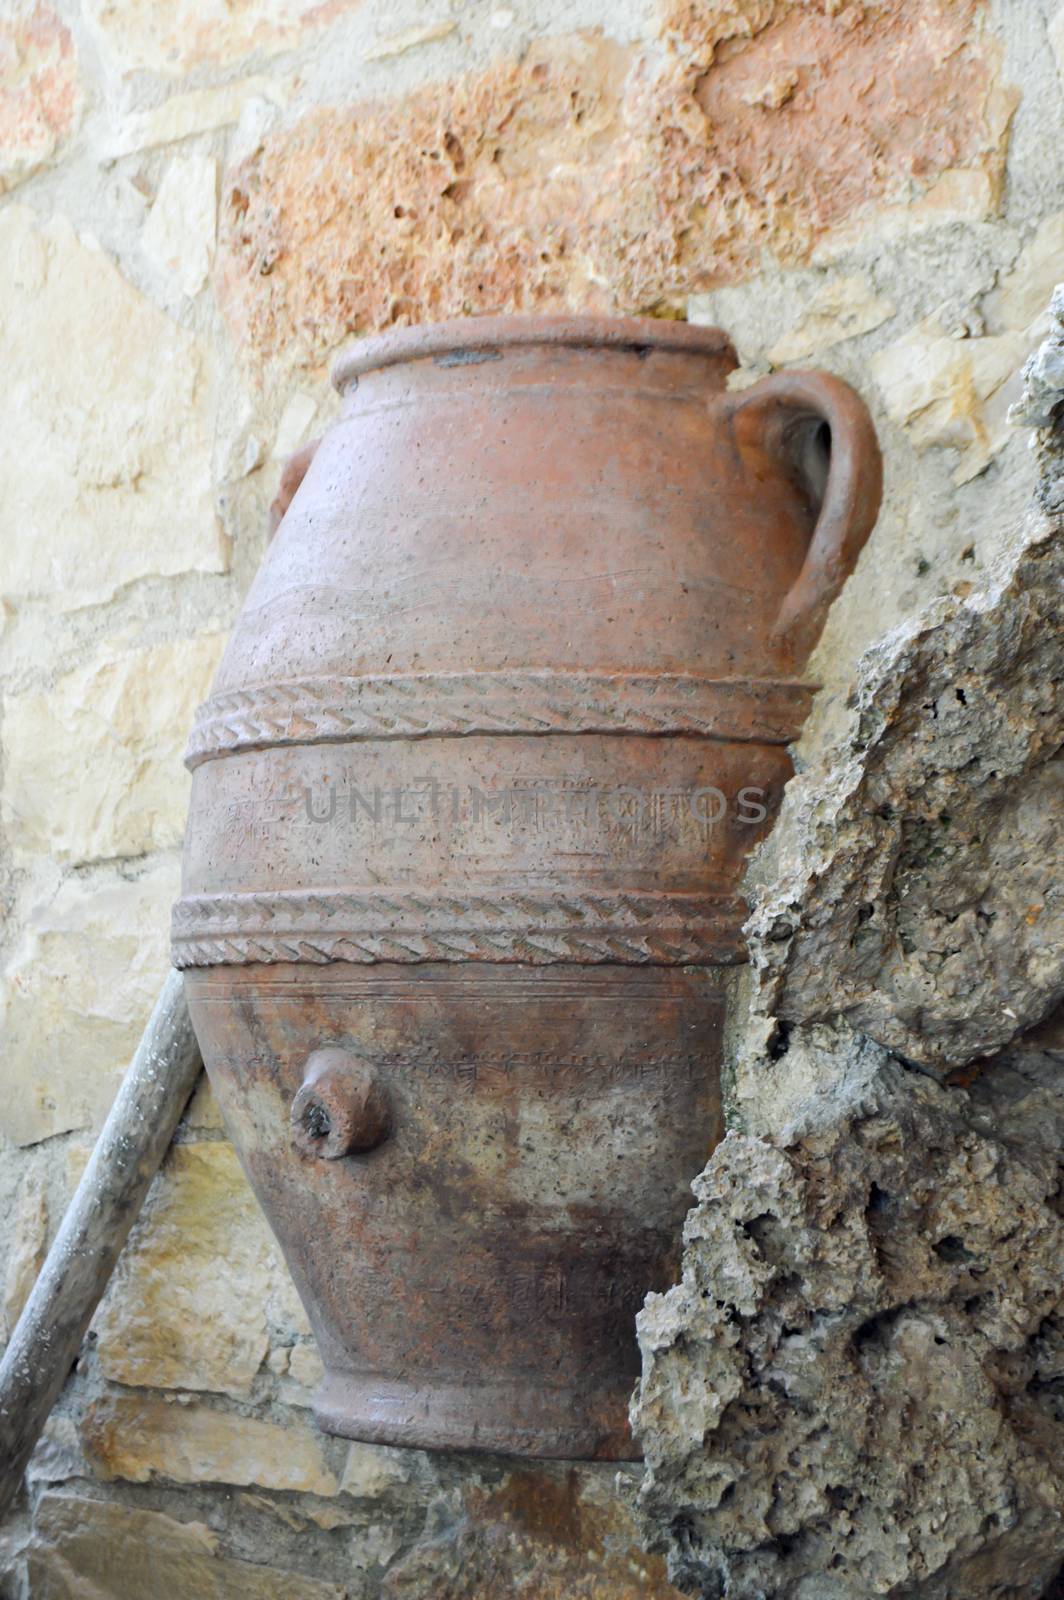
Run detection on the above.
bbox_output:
[175,315,881,1459]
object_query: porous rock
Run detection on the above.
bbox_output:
[90,1142,297,1399]
[217,2,1012,376]
[632,302,1064,1596]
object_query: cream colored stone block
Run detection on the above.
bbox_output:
[364,20,458,61]
[103,77,288,158]
[0,206,226,609]
[767,275,895,365]
[142,154,217,298]
[2,1170,47,1332]
[813,169,999,263]
[92,1141,286,1397]
[1,632,224,865]
[271,390,319,460]
[287,1340,325,1390]
[26,1415,89,1486]
[0,3,82,193]
[0,860,179,1146]
[28,1494,346,1599]
[80,1395,339,1496]
[872,315,1030,483]
[85,0,355,76]
[183,1074,226,1131]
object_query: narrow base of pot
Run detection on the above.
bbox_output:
[313,1370,642,1460]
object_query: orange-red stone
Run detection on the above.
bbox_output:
[217,2,1014,377]
[0,3,80,192]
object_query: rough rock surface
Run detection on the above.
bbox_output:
[217,2,1012,376]
[631,307,1064,1596]
[741,506,1063,1076]
[2,3,1064,1595]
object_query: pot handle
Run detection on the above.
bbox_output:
[724,370,882,665]
[268,437,321,537]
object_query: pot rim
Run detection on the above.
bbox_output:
[331,313,735,392]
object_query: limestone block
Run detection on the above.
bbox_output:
[1051,7,1064,88]
[83,0,357,76]
[871,215,1064,482]
[271,390,320,461]
[80,1395,339,1496]
[183,1074,226,1130]
[26,1494,346,1599]
[1,632,224,865]
[142,154,217,299]
[812,168,1003,263]
[766,275,895,365]
[287,1340,325,1391]
[0,3,81,193]
[364,20,457,62]
[340,1441,418,1498]
[2,1170,47,1333]
[91,1141,290,1398]
[0,860,179,1147]
[217,7,1013,376]
[0,206,226,609]
[27,1417,89,1487]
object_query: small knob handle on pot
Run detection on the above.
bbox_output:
[291,1048,391,1160]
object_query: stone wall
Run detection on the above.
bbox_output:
[0,1,1061,1596]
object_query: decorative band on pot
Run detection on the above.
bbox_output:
[176,313,881,1459]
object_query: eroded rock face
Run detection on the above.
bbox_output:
[631,309,1064,1596]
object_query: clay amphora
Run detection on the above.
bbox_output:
[175,315,881,1458]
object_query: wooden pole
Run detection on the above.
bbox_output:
[0,969,201,1515]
